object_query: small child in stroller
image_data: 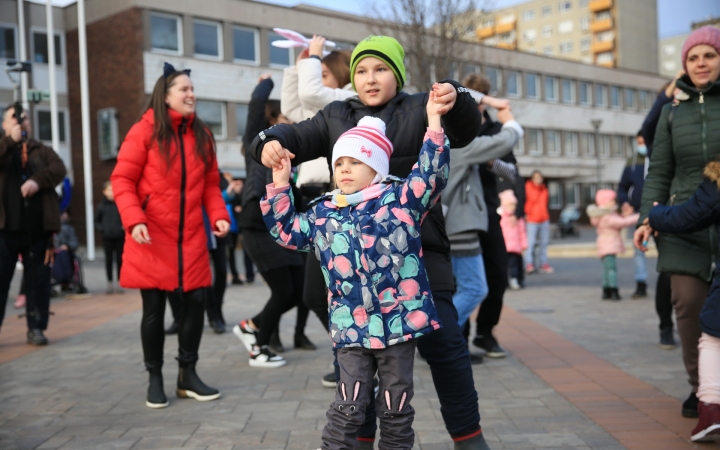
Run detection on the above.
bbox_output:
[52,211,87,295]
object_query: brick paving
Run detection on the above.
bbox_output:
[0,254,706,449]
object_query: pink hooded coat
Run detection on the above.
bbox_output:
[586,204,639,258]
[497,191,527,254]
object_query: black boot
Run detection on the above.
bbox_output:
[164,321,179,335]
[453,431,491,450]
[609,288,622,301]
[602,287,612,300]
[631,281,648,299]
[269,330,284,353]
[146,366,169,408]
[177,362,221,402]
[683,391,699,418]
[294,334,317,350]
[26,329,48,346]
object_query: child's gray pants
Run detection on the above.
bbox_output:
[320,340,416,450]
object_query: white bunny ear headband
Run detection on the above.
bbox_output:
[271,28,336,57]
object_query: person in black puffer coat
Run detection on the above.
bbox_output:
[95,181,125,294]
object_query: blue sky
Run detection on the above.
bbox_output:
[260,0,720,38]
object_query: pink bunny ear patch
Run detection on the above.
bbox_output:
[271,28,337,55]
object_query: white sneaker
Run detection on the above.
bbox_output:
[233,320,257,353]
[249,345,286,368]
[509,278,520,290]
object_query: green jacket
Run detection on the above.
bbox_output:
[639,76,720,281]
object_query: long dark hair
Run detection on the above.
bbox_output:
[145,71,214,168]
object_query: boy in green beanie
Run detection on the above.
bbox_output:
[250,35,492,450]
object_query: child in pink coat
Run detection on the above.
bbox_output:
[586,189,639,300]
[498,190,527,290]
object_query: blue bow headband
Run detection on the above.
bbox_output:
[163,62,191,79]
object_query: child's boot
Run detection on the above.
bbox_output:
[631,281,647,299]
[453,430,491,450]
[602,287,611,300]
[610,288,622,301]
[106,282,114,295]
[113,281,124,294]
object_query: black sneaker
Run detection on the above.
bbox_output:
[469,353,484,365]
[232,320,257,353]
[249,345,286,368]
[321,372,337,388]
[683,392,700,418]
[473,334,506,358]
[209,321,225,334]
[27,329,48,346]
[659,327,676,350]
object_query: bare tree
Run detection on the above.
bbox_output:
[367,0,494,91]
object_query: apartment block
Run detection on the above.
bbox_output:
[473,0,658,72]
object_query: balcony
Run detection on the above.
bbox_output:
[496,41,517,50]
[589,0,612,12]
[591,39,614,53]
[597,59,615,68]
[476,26,495,39]
[495,20,516,34]
[590,18,613,32]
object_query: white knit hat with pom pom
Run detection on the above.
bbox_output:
[331,116,394,179]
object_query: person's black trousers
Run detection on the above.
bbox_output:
[141,288,206,369]
[207,237,228,325]
[656,271,674,330]
[0,231,51,331]
[227,232,239,279]
[508,252,524,284]
[252,264,307,346]
[475,212,509,337]
[303,252,329,331]
[102,236,124,282]
[238,234,255,283]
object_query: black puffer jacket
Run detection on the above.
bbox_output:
[94,198,124,239]
[249,80,481,292]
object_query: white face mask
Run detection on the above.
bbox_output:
[636,145,647,156]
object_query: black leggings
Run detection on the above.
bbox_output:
[253,265,307,346]
[656,271,674,330]
[103,236,124,282]
[207,237,227,324]
[303,252,330,331]
[141,288,205,369]
[475,212,508,337]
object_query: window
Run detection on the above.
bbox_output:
[506,70,520,97]
[580,38,591,53]
[545,76,558,102]
[564,183,579,205]
[485,67,501,93]
[595,84,607,107]
[663,60,678,72]
[558,1,572,13]
[579,81,592,105]
[268,31,292,66]
[196,100,226,139]
[32,32,62,65]
[542,25,553,37]
[461,64,478,79]
[194,20,222,59]
[523,9,536,21]
[598,134,610,157]
[150,13,182,54]
[98,108,119,160]
[543,45,553,56]
[580,0,590,6]
[611,135,624,156]
[0,25,17,59]
[37,110,66,143]
[560,41,573,54]
[558,20,573,35]
[610,86,621,108]
[541,5,552,16]
[233,26,258,63]
[595,10,611,21]
[564,131,579,156]
[523,29,537,42]
[662,44,676,56]
[548,181,562,208]
[546,130,560,156]
[627,136,636,157]
[561,79,575,103]
[236,103,249,137]
[481,18,495,28]
[596,51,614,65]
[527,129,543,155]
[581,183,595,205]
[580,132,595,156]
[638,90,650,111]
[499,31,516,44]
[525,73,540,99]
[580,17,590,32]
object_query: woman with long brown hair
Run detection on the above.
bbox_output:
[112,63,230,408]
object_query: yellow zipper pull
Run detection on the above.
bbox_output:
[700,93,704,104]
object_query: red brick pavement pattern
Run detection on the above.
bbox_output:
[0,292,141,365]
[497,306,700,450]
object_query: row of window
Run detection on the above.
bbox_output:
[547,181,616,209]
[0,24,63,66]
[520,128,636,158]
[524,0,591,21]
[519,17,592,42]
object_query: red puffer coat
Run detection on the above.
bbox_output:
[111,108,229,292]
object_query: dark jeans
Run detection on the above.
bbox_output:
[207,237,227,325]
[228,232,239,278]
[253,264,307,346]
[0,232,51,331]
[102,236,124,282]
[656,271,674,330]
[360,290,480,439]
[475,212,508,337]
[508,252,524,284]
[141,288,206,368]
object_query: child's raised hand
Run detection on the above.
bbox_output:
[272,155,292,187]
[433,83,457,115]
[426,84,444,132]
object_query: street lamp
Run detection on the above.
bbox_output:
[591,119,603,189]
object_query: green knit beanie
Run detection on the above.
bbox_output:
[350,36,406,92]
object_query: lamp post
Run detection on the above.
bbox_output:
[591,119,603,190]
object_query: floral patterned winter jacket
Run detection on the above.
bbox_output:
[261,132,448,349]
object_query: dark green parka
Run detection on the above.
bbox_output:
[639,76,720,281]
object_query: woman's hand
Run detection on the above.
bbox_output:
[433,83,457,115]
[482,96,510,110]
[308,35,326,57]
[633,222,653,252]
[214,220,230,238]
[261,141,295,170]
[272,156,292,188]
[296,48,309,65]
[131,224,151,244]
[258,73,272,83]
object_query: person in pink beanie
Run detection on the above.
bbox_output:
[587,189,638,300]
[497,190,526,290]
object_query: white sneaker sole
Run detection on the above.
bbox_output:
[233,324,256,353]
[321,379,337,388]
[176,389,221,401]
[692,424,720,441]
[485,351,507,359]
[249,358,287,368]
[145,400,169,409]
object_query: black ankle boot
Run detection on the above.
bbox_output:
[146,366,169,408]
[631,281,647,299]
[164,321,179,335]
[610,288,622,301]
[269,330,284,353]
[602,287,612,300]
[453,431,491,449]
[177,362,221,402]
[294,334,317,350]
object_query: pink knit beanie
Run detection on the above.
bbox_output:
[681,26,720,73]
[498,190,517,209]
[595,189,616,208]
[332,117,393,179]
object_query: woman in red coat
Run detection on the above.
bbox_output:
[111,63,230,409]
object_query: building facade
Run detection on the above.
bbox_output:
[473,0,658,72]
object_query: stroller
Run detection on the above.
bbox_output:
[554,205,581,238]
[51,248,88,297]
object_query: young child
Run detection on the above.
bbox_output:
[497,190,527,290]
[586,189,639,300]
[261,90,448,449]
[94,181,125,294]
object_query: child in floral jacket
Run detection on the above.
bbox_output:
[261,88,448,450]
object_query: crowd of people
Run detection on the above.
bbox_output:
[0,23,718,449]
